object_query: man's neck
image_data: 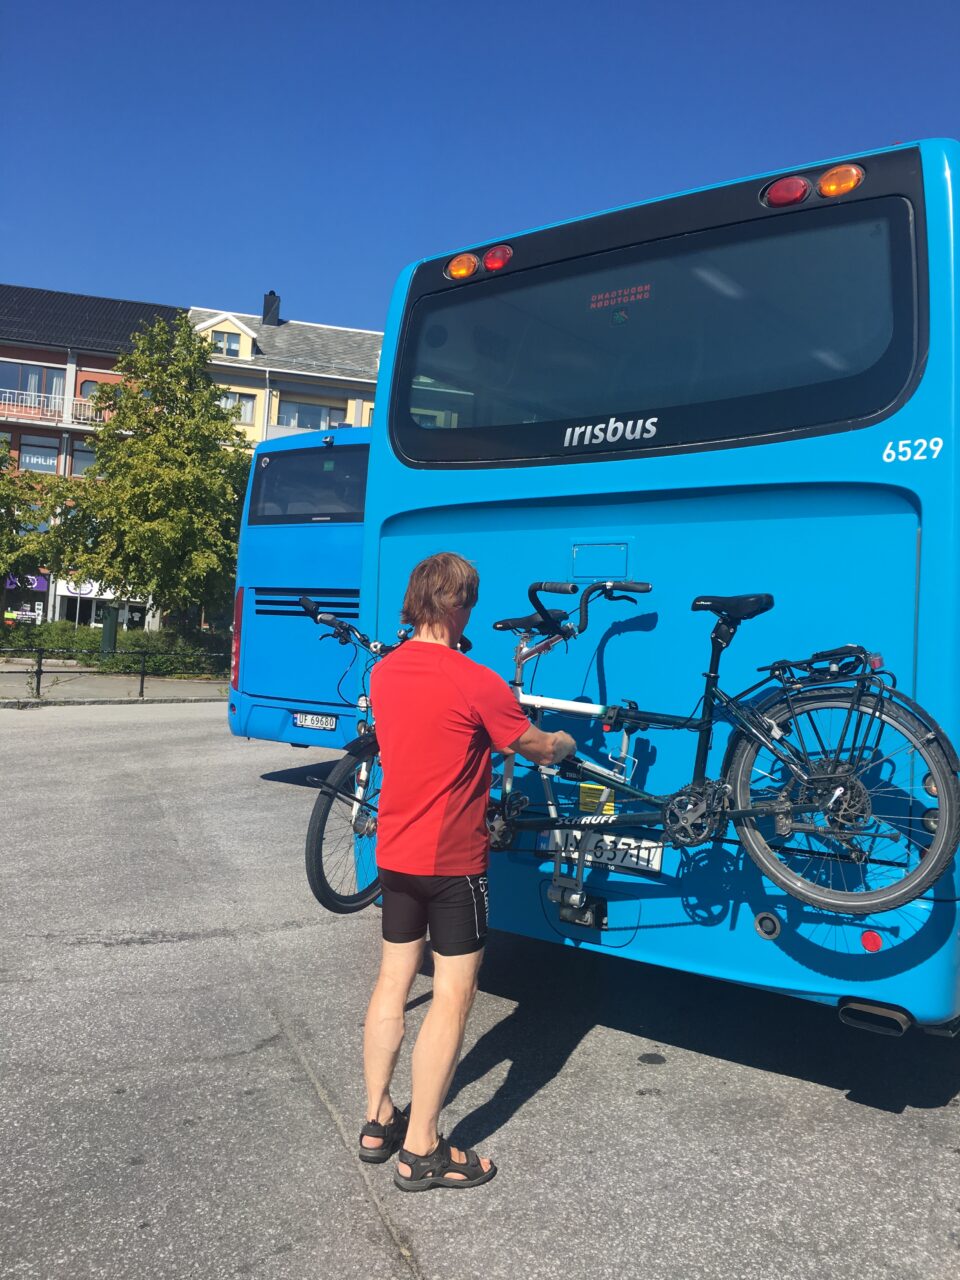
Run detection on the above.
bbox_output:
[412,625,459,648]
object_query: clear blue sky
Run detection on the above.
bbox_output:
[5,0,959,333]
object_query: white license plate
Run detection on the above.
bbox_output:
[292,713,338,731]
[544,830,664,874]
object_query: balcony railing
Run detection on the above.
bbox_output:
[0,392,104,426]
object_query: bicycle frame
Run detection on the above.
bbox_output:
[499,613,894,836]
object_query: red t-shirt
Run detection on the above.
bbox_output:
[370,641,532,875]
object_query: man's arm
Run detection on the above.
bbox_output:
[507,724,577,766]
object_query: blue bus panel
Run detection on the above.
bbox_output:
[229,428,369,749]
[362,141,960,1030]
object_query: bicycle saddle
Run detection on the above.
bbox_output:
[492,609,568,633]
[691,593,774,621]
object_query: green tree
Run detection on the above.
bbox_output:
[0,438,66,622]
[53,314,251,625]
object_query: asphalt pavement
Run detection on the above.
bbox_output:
[2,703,959,1280]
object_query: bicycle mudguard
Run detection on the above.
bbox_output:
[720,682,960,777]
[883,689,960,773]
[342,731,379,756]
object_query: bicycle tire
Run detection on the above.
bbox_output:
[305,740,382,913]
[726,689,960,914]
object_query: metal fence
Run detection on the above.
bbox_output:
[0,647,229,699]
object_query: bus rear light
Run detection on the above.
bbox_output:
[231,586,243,690]
[445,252,481,280]
[762,175,811,208]
[860,930,884,953]
[482,244,513,271]
[818,164,864,198]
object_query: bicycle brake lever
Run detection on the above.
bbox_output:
[604,592,637,605]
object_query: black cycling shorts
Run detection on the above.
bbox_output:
[377,867,488,956]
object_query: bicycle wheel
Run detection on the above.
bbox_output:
[305,740,382,913]
[726,690,960,914]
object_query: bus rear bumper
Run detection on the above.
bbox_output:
[228,695,357,749]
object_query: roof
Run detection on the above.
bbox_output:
[188,307,381,383]
[0,283,184,354]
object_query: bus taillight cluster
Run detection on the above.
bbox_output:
[762,163,864,208]
[445,244,513,281]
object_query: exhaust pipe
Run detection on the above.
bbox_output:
[838,1000,912,1037]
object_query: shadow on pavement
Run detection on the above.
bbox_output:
[445,930,960,1150]
[260,761,337,788]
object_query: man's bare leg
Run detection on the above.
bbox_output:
[361,937,425,1151]
[399,947,492,1178]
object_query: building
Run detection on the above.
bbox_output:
[190,291,380,445]
[0,283,381,628]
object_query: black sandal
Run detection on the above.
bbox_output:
[358,1104,409,1164]
[394,1135,497,1191]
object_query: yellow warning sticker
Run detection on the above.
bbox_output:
[578,783,616,815]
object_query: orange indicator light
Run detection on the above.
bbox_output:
[482,244,513,271]
[445,252,481,280]
[818,164,865,198]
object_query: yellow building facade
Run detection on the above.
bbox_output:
[191,293,380,447]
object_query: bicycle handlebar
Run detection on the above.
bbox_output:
[577,580,652,634]
[527,581,580,636]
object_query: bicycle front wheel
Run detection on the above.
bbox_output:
[726,690,959,914]
[305,741,382,913]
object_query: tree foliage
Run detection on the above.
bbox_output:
[50,315,251,619]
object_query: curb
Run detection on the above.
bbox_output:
[1,697,227,710]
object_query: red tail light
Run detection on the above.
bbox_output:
[231,587,243,690]
[762,175,811,208]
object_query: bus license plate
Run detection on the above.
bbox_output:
[553,831,664,875]
[292,713,338,731]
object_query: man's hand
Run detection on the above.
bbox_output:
[509,725,578,767]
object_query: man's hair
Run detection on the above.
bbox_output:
[401,552,479,629]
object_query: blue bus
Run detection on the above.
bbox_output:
[351,140,960,1035]
[229,427,369,749]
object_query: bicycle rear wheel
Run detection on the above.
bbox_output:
[305,740,382,913]
[726,690,959,914]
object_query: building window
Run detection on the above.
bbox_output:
[219,391,256,424]
[18,434,59,474]
[276,399,346,431]
[211,331,240,357]
[0,362,65,408]
[71,442,97,476]
[79,380,101,399]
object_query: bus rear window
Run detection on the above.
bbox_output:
[247,444,368,524]
[393,198,919,465]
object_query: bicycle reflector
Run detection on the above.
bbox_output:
[482,244,513,271]
[762,175,811,207]
[445,252,480,281]
[818,163,864,198]
[860,930,884,953]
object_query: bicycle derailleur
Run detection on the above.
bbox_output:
[487,792,529,851]
[662,781,729,848]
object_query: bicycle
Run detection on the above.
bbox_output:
[299,582,960,920]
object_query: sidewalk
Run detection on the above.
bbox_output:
[0,664,227,707]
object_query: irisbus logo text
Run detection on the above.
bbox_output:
[563,416,658,448]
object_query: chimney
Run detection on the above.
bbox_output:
[262,290,280,326]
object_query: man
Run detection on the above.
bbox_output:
[358,552,576,1190]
